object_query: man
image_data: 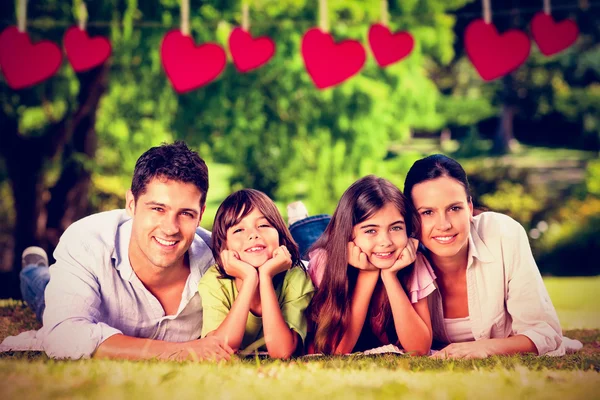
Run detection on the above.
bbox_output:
[1,142,233,361]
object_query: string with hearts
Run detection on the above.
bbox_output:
[531,0,579,57]
[368,0,414,68]
[0,0,62,90]
[301,0,366,90]
[63,1,112,73]
[228,1,276,73]
[464,0,530,81]
[160,0,227,94]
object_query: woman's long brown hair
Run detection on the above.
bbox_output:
[308,176,419,354]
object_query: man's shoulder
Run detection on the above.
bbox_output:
[58,209,131,253]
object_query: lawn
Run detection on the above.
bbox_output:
[0,278,599,399]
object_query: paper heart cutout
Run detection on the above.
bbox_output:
[368,23,414,67]
[63,26,111,72]
[0,26,62,90]
[465,19,531,81]
[228,27,275,73]
[301,28,366,89]
[531,12,579,56]
[160,30,227,94]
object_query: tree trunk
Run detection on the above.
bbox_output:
[492,74,518,155]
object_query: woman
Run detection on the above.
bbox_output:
[404,154,581,358]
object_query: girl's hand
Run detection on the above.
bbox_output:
[347,242,378,271]
[259,246,293,279]
[221,250,257,281]
[382,238,419,276]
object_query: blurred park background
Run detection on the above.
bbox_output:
[0,0,598,300]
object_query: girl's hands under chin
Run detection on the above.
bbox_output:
[347,242,378,271]
[220,250,258,280]
[381,238,419,276]
[259,245,293,279]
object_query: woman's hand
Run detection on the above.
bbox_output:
[381,238,419,278]
[259,246,293,279]
[347,242,378,271]
[220,250,257,281]
[431,341,495,359]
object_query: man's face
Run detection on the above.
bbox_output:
[126,177,205,272]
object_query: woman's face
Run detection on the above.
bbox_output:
[411,176,473,263]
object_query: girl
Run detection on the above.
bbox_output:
[198,189,315,359]
[404,154,581,358]
[307,175,434,355]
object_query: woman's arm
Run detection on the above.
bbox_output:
[432,336,536,359]
[381,272,432,356]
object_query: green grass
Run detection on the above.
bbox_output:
[0,279,599,399]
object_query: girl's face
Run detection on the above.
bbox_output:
[411,176,473,263]
[226,208,280,267]
[352,202,408,269]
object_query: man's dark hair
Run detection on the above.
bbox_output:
[131,141,209,207]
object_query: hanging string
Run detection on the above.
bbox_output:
[181,0,190,36]
[543,0,551,15]
[78,1,88,31]
[242,1,250,31]
[17,0,27,32]
[380,0,389,27]
[482,0,492,24]
[319,0,329,32]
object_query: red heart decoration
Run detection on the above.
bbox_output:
[531,12,579,56]
[63,26,111,72]
[301,28,366,89]
[160,30,227,94]
[464,19,531,81]
[368,23,414,68]
[0,26,62,90]
[228,27,275,73]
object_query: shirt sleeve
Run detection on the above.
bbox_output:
[197,266,232,338]
[504,219,564,355]
[407,253,437,303]
[280,267,316,345]
[41,231,122,360]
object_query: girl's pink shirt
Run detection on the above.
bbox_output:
[307,250,436,303]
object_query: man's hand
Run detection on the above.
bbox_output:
[174,336,235,362]
[381,238,419,277]
[221,250,257,281]
[259,246,292,279]
[347,242,378,271]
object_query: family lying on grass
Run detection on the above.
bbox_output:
[0,142,582,361]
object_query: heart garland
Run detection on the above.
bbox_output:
[0,26,62,90]
[301,28,366,90]
[160,30,227,94]
[465,19,531,81]
[228,27,275,73]
[368,23,414,68]
[64,26,112,72]
[531,12,579,56]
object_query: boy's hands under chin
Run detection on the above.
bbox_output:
[259,245,293,279]
[220,250,257,280]
[347,242,378,271]
[381,238,419,277]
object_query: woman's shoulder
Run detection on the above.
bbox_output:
[472,211,525,237]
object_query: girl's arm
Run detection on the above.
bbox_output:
[205,251,258,351]
[258,246,297,359]
[381,239,432,356]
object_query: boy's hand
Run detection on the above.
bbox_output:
[259,246,293,278]
[221,250,258,281]
[347,242,378,271]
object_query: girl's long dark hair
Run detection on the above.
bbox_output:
[211,189,303,280]
[308,176,419,354]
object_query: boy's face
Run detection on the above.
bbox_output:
[226,208,280,268]
[126,177,205,273]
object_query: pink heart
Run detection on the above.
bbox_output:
[228,27,275,73]
[0,26,62,90]
[465,19,531,81]
[63,26,111,72]
[368,23,414,68]
[531,12,579,56]
[160,30,227,94]
[301,28,366,89]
